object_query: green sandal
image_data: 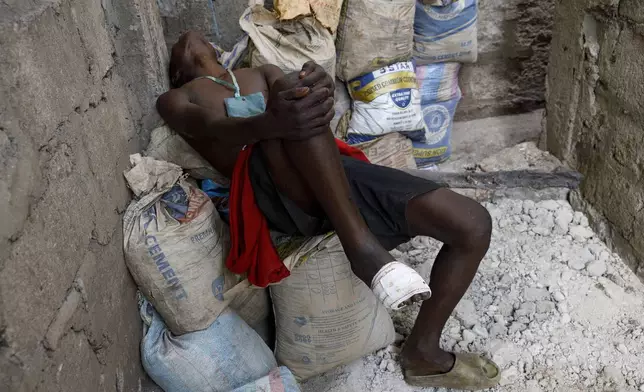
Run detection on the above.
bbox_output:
[404,353,501,390]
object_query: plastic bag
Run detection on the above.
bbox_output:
[123,155,247,335]
[414,0,478,64]
[335,0,415,81]
[412,63,462,166]
[347,61,425,143]
[272,235,396,380]
[240,6,336,78]
[231,367,301,392]
[140,298,277,392]
[274,0,344,33]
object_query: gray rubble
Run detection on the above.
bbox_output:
[303,199,644,392]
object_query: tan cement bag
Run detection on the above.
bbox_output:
[123,155,247,335]
[274,0,344,33]
[335,0,415,81]
[145,125,229,186]
[271,235,396,380]
[240,6,336,79]
[355,132,418,170]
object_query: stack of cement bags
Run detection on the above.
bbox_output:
[411,0,478,166]
[124,126,396,389]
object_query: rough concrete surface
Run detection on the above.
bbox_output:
[0,0,169,391]
[545,0,644,279]
[303,199,644,392]
[156,0,249,52]
[439,110,545,172]
[457,0,555,120]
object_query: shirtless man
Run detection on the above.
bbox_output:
[157,31,500,390]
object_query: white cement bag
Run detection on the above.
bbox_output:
[335,0,415,81]
[272,235,396,380]
[330,80,352,138]
[347,61,425,144]
[140,298,277,392]
[414,0,478,65]
[123,155,247,335]
[240,6,336,78]
[413,63,462,166]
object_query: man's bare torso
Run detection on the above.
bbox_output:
[178,67,271,176]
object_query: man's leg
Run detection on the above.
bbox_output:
[399,188,493,374]
[259,130,393,285]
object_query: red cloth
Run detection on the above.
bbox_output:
[225,140,369,287]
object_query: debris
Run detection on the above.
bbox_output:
[303,199,644,392]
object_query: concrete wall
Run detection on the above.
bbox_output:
[156,0,249,51]
[457,0,555,120]
[0,0,169,391]
[546,0,644,277]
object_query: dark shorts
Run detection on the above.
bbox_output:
[248,147,443,250]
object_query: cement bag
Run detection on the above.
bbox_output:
[347,61,425,142]
[354,132,417,170]
[414,0,478,65]
[274,0,344,33]
[413,63,462,167]
[229,287,274,345]
[272,235,396,380]
[330,80,352,139]
[145,125,229,186]
[335,0,415,81]
[231,367,301,392]
[123,155,247,335]
[140,298,277,392]
[240,6,336,78]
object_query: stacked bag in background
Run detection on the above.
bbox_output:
[410,0,478,166]
[412,62,461,167]
[240,5,336,79]
[334,0,422,170]
[413,0,478,64]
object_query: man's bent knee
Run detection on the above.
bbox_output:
[407,189,492,252]
[460,200,492,252]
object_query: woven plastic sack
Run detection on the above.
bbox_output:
[346,61,424,143]
[274,0,343,33]
[123,155,247,335]
[272,235,396,380]
[412,63,462,166]
[414,0,478,64]
[140,298,277,392]
[240,6,336,78]
[231,367,301,392]
[335,0,415,81]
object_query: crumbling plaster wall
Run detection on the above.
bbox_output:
[458,0,555,120]
[0,0,169,391]
[546,0,644,277]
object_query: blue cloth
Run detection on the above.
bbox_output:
[195,70,266,118]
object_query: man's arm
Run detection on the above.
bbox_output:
[156,89,270,147]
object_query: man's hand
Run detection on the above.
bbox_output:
[298,61,335,93]
[264,64,335,141]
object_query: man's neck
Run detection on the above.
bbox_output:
[195,60,227,79]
